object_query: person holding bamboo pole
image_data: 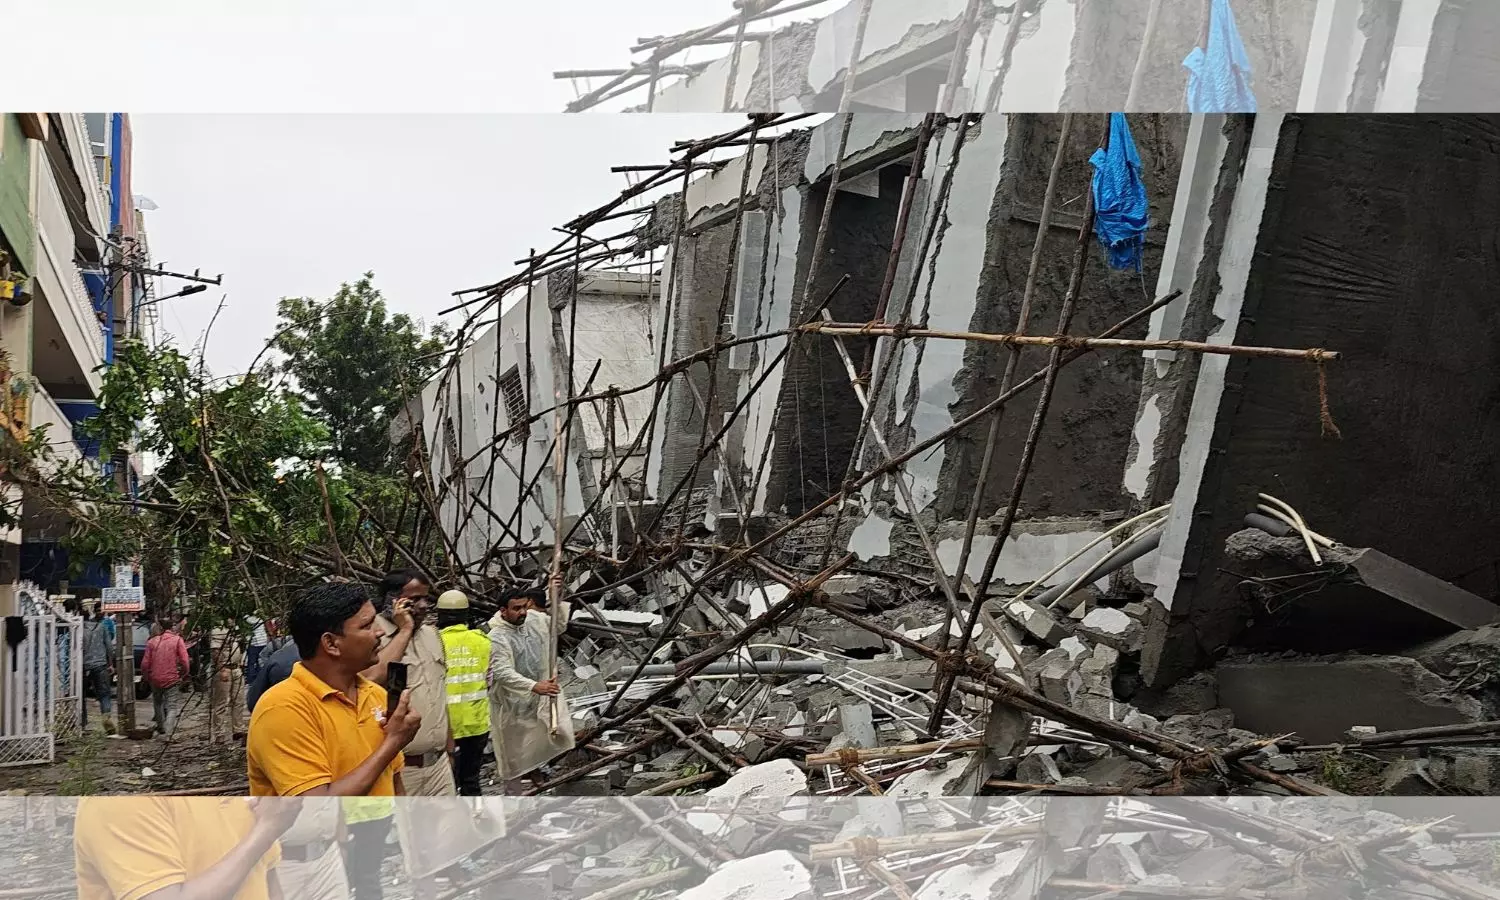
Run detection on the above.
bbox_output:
[486,587,574,790]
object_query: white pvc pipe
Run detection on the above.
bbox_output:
[1010,504,1171,606]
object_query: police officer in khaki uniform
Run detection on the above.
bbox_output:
[361,569,456,797]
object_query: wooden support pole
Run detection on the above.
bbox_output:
[800,323,1340,362]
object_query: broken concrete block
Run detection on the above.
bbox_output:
[676,851,814,900]
[1217,654,1485,743]
[1226,529,1500,631]
[1034,648,1083,706]
[1078,755,1151,787]
[1002,598,1070,646]
[649,750,693,772]
[1058,636,1091,659]
[1171,846,1241,884]
[837,703,878,749]
[1086,842,1148,884]
[1076,607,1145,653]
[1428,749,1500,795]
[806,623,888,653]
[835,659,939,691]
[1382,758,1439,795]
[912,849,1032,900]
[706,760,808,801]
[1416,846,1459,867]
[1015,752,1063,785]
[1136,670,1219,718]
[888,757,980,798]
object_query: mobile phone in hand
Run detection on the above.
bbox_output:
[386,661,408,711]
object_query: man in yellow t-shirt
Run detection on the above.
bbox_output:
[247,582,421,798]
[74,796,300,900]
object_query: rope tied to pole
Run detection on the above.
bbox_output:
[1315,358,1342,440]
[837,748,863,768]
[850,836,883,861]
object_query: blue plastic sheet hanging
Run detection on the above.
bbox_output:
[1089,113,1149,273]
[1183,0,1257,113]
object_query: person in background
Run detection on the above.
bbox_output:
[246,613,271,681]
[341,797,395,900]
[275,797,352,900]
[210,624,249,744]
[246,581,420,798]
[247,635,301,714]
[363,570,456,798]
[434,590,490,796]
[74,796,300,900]
[80,602,115,733]
[487,588,575,792]
[141,615,191,738]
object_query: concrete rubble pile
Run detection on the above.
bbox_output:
[525,508,1500,804]
[420,796,1500,900]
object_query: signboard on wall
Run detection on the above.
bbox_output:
[101,587,144,613]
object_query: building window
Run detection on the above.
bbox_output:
[498,365,528,425]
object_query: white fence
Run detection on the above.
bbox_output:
[0,585,82,767]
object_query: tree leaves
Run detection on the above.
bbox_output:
[271,273,450,473]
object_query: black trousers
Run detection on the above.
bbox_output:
[453,734,488,796]
[344,816,393,900]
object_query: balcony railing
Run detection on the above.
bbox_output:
[59,113,109,242]
[36,162,107,369]
[31,386,83,470]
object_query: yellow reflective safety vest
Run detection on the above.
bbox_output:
[440,623,491,740]
[342,795,394,824]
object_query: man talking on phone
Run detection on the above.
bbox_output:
[247,582,422,797]
[361,569,458,798]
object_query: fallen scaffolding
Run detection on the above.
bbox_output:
[366,97,1372,813]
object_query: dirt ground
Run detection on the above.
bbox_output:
[1,687,511,797]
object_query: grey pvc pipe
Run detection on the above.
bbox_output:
[622,659,828,679]
[1244,512,1295,537]
[1028,528,1165,608]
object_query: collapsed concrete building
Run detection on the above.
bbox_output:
[410,108,1500,798]
[557,0,1492,116]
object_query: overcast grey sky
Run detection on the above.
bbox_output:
[129,114,740,373]
[16,0,838,112]
[11,1,842,373]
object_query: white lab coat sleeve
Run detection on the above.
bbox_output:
[488,627,537,695]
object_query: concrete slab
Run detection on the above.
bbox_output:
[676,851,815,900]
[1349,547,1500,630]
[1217,655,1484,743]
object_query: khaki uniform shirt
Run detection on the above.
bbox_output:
[375,615,450,757]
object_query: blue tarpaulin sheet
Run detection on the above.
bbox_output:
[1089,113,1149,272]
[1184,0,1256,113]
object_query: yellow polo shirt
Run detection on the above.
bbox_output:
[74,797,281,900]
[246,662,404,797]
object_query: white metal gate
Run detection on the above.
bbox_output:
[0,584,83,767]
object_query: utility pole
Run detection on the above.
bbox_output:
[117,611,136,735]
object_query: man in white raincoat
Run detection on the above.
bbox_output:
[487,587,575,789]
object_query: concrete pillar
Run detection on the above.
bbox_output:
[1123,115,1238,536]
[1140,112,1285,685]
[1144,114,1229,367]
[1297,0,1366,111]
[1375,0,1443,110]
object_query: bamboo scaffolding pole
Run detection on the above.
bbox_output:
[801,323,1340,362]
[619,798,720,871]
[570,292,1180,747]
[650,708,740,776]
[636,770,719,795]
[810,824,1046,861]
[575,869,697,900]
[805,738,984,767]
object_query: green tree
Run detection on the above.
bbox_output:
[272,273,450,472]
